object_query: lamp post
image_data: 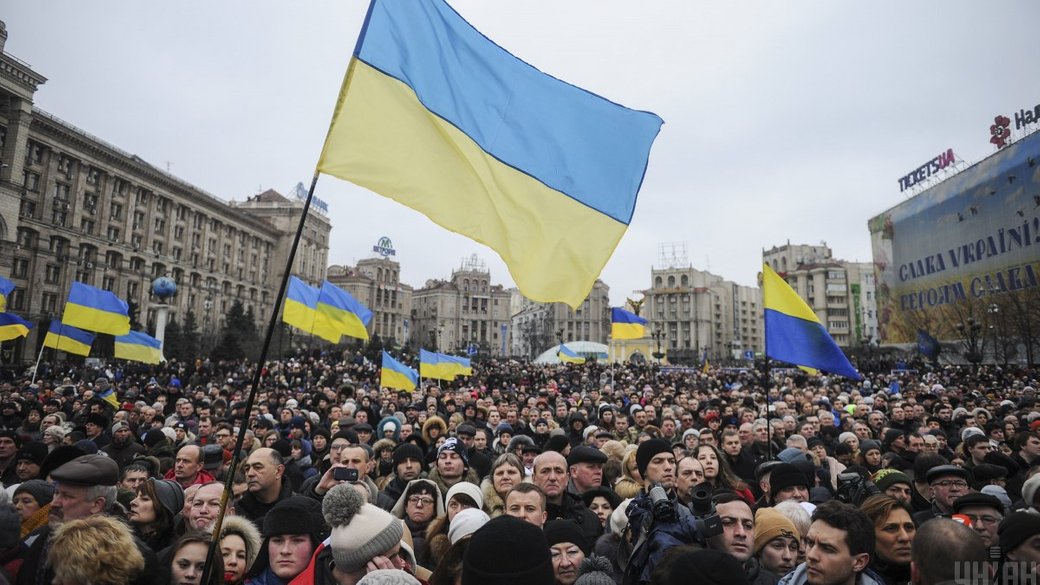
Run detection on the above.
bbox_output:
[651,330,665,364]
[956,317,983,365]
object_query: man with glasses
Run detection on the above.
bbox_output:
[914,465,970,524]
[951,493,1005,548]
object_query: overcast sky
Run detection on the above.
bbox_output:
[6,1,1040,306]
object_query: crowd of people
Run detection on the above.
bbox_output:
[0,351,1038,585]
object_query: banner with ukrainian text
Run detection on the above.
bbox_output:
[869,129,1040,344]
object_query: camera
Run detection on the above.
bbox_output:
[688,482,723,540]
[648,483,676,523]
[835,472,880,505]
[333,467,360,482]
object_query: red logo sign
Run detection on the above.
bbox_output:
[990,115,1011,148]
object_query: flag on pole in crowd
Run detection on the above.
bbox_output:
[381,351,418,391]
[0,313,32,341]
[282,276,340,342]
[557,343,586,364]
[0,276,14,312]
[316,281,373,341]
[316,0,663,308]
[43,320,95,356]
[419,349,472,380]
[762,264,861,380]
[701,349,710,373]
[917,329,941,361]
[114,330,163,364]
[62,282,130,335]
[98,387,120,409]
[611,308,648,339]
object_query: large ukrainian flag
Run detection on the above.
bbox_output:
[317,0,663,308]
[114,330,163,364]
[611,308,648,340]
[762,264,860,380]
[381,351,418,391]
[62,282,130,336]
[557,344,586,364]
[420,349,472,381]
[283,276,341,343]
[0,313,32,341]
[43,320,95,356]
[316,281,373,341]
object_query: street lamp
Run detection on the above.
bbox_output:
[651,330,665,363]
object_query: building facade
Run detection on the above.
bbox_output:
[510,280,610,359]
[0,24,330,360]
[762,241,878,347]
[642,265,763,364]
[327,256,413,345]
[410,255,512,357]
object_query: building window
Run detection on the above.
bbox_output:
[102,276,116,291]
[107,227,120,242]
[154,218,166,235]
[53,183,70,201]
[12,258,29,278]
[26,142,44,166]
[23,171,40,192]
[152,241,163,255]
[128,281,139,298]
[80,219,95,235]
[16,228,36,248]
[19,199,36,219]
[8,290,25,311]
[42,292,58,314]
[51,210,67,227]
[87,167,101,185]
[45,264,61,283]
[109,202,123,221]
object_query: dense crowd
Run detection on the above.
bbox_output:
[0,351,1038,585]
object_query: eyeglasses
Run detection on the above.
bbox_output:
[963,514,1001,526]
[932,480,968,489]
[408,496,435,506]
[215,433,231,438]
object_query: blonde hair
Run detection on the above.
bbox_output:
[50,515,145,585]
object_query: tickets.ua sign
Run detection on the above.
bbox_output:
[898,149,955,192]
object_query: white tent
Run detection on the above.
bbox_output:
[533,341,609,364]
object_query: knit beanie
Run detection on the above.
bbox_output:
[1021,474,1040,509]
[13,479,54,506]
[356,569,420,585]
[872,469,912,493]
[144,429,167,448]
[998,512,1040,553]
[636,439,671,478]
[437,437,469,468]
[544,519,590,555]
[860,440,881,455]
[753,508,799,554]
[39,445,87,480]
[838,432,857,445]
[448,508,490,545]
[17,441,48,467]
[574,555,615,585]
[462,516,554,585]
[656,548,750,585]
[264,497,324,543]
[445,481,484,511]
[769,463,809,500]
[325,483,404,573]
[0,506,19,550]
[151,478,185,517]
[392,443,424,468]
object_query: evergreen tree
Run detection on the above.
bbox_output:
[181,310,201,360]
[163,318,184,362]
[212,300,257,361]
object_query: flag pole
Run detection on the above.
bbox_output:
[763,355,773,462]
[30,334,48,386]
[201,172,321,584]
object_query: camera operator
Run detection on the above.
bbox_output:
[622,440,721,585]
[708,491,778,585]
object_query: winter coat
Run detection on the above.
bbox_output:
[777,563,884,585]
[480,478,506,518]
[426,468,480,499]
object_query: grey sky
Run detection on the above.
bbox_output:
[6,1,1039,306]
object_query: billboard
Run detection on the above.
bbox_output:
[869,130,1040,343]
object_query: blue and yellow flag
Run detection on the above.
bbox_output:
[611,308,648,340]
[762,264,860,380]
[381,351,418,391]
[98,387,120,409]
[114,330,163,364]
[419,349,472,381]
[43,320,95,356]
[0,313,32,341]
[62,282,130,335]
[283,276,341,342]
[317,281,373,341]
[557,344,586,364]
[0,276,14,312]
[317,0,663,308]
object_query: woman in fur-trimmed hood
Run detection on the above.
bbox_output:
[220,515,263,585]
[422,415,447,445]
